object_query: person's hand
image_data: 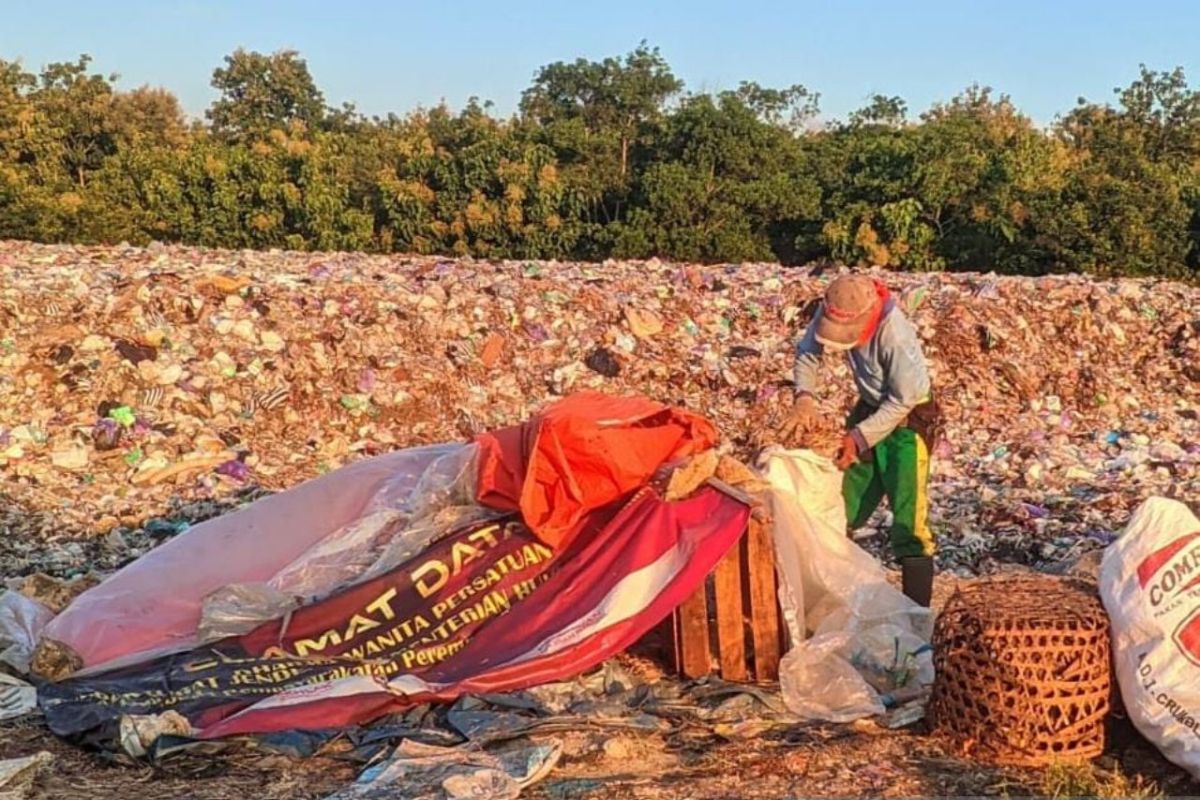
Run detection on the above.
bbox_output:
[835,434,860,470]
[778,394,821,442]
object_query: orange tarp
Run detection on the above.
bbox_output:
[474,393,719,549]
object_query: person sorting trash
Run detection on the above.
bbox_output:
[779,274,942,607]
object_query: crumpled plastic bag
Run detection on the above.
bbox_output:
[0,751,52,798]
[0,591,54,674]
[118,710,194,758]
[0,673,37,722]
[759,447,934,722]
[326,739,561,800]
[197,584,300,641]
[198,444,482,640]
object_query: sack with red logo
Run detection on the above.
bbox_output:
[1101,497,1200,778]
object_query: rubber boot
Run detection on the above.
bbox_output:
[901,556,933,608]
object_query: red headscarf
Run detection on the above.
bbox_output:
[854,279,891,347]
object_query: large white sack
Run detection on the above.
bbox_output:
[1101,497,1200,779]
[759,448,933,722]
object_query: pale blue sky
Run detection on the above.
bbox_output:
[2,0,1197,125]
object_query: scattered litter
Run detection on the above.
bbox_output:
[0,752,52,798]
[0,591,53,673]
[0,241,1197,796]
[19,573,99,614]
[0,673,37,721]
[119,710,194,758]
[326,739,562,800]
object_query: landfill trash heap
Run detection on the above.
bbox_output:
[0,240,1196,579]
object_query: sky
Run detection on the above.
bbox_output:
[3,0,1199,126]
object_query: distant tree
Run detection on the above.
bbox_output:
[732,81,818,131]
[520,42,681,236]
[0,45,1198,275]
[29,55,120,188]
[1043,67,1200,277]
[848,94,908,128]
[110,86,187,148]
[207,49,328,140]
[616,87,820,262]
[1114,65,1200,161]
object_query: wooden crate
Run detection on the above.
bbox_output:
[669,517,783,682]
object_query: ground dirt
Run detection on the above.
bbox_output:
[1,574,1194,799]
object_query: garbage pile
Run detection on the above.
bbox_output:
[0,240,1196,579]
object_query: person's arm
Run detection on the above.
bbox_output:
[793,311,824,397]
[851,325,930,450]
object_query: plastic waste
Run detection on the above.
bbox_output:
[0,240,1194,610]
[325,739,562,800]
[758,448,934,722]
[118,711,194,758]
[0,673,37,721]
[41,444,470,675]
[0,591,54,673]
[0,752,52,798]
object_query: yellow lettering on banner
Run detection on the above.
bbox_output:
[294,629,343,657]
[365,587,398,620]
[344,613,381,639]
[230,662,304,687]
[514,576,549,600]
[412,523,521,599]
[413,559,450,598]
[523,543,553,565]
[468,524,501,548]
[449,541,484,573]
[431,595,456,621]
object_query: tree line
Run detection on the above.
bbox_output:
[1,45,1198,277]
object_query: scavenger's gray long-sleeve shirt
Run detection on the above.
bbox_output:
[793,299,931,448]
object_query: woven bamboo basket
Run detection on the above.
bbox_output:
[928,574,1112,767]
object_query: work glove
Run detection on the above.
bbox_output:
[835,433,861,471]
[777,394,821,442]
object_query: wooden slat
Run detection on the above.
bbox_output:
[745,517,781,681]
[676,583,712,679]
[713,541,748,681]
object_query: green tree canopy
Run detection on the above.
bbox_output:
[208,49,329,141]
[0,45,1196,278]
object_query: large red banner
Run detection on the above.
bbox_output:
[41,486,748,741]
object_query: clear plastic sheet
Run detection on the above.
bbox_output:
[261,443,480,598]
[43,444,472,675]
[197,444,483,640]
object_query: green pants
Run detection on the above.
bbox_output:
[843,404,935,559]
